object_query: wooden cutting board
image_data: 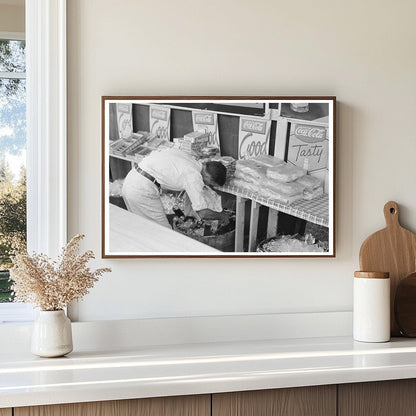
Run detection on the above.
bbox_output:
[359,201,416,336]
[395,272,416,337]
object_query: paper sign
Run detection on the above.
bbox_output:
[116,103,133,139]
[238,117,271,160]
[192,111,220,149]
[149,105,171,140]
[287,123,328,172]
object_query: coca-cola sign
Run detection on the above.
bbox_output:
[287,123,328,172]
[238,117,270,159]
[117,103,130,113]
[241,118,267,134]
[116,103,132,139]
[150,105,171,140]
[151,108,168,121]
[192,111,219,148]
[194,113,214,125]
[294,124,326,143]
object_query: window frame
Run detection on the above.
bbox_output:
[0,0,67,323]
[0,31,29,319]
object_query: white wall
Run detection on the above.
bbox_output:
[67,0,416,322]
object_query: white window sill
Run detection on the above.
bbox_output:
[0,303,36,324]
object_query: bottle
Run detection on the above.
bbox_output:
[353,271,390,342]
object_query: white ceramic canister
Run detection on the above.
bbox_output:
[353,271,390,342]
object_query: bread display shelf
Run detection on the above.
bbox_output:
[217,184,329,227]
[110,151,329,229]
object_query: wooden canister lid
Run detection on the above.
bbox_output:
[354,271,389,279]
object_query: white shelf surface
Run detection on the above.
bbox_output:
[2,335,416,408]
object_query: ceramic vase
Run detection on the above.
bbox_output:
[31,310,73,357]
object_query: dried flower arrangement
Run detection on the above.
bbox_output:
[10,234,111,311]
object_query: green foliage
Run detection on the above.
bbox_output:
[0,160,26,270]
[0,270,13,302]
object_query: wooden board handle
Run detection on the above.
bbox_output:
[384,201,400,228]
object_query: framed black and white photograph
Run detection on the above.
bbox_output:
[102,97,336,258]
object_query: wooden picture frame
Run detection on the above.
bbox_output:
[102,96,336,258]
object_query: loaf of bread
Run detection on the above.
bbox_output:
[234,170,258,184]
[303,186,323,200]
[266,164,306,182]
[259,187,303,205]
[235,159,267,179]
[183,131,210,143]
[263,177,305,196]
[231,177,303,205]
[296,175,322,190]
[250,154,285,168]
[229,178,259,192]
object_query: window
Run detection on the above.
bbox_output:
[0,33,35,322]
[0,36,26,302]
[0,1,67,324]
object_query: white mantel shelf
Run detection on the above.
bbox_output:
[3,335,416,409]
